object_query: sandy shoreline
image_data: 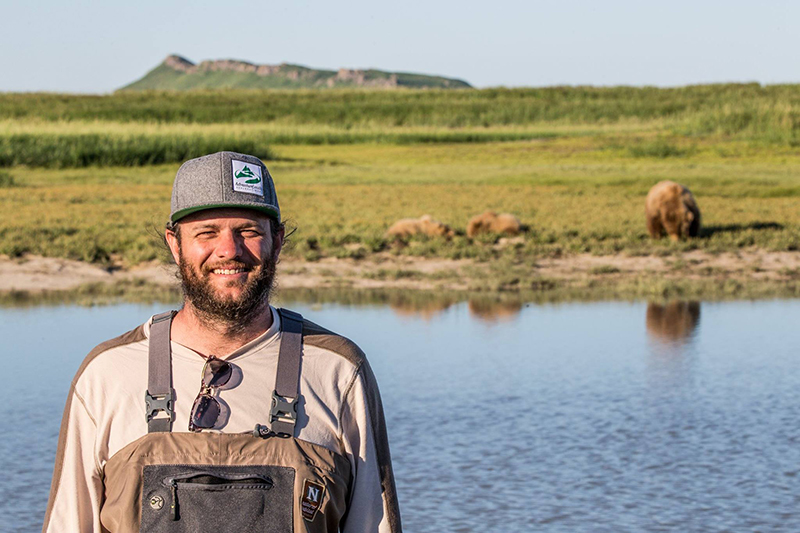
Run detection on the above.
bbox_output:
[2,250,799,297]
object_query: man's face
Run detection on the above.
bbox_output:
[165,208,283,325]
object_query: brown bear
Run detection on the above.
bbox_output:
[645,181,701,241]
[466,211,522,238]
[385,215,455,239]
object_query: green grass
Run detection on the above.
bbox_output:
[0,170,15,187]
[0,133,273,168]
[0,84,798,142]
[1,139,798,266]
[0,125,562,168]
[0,86,798,273]
[4,83,800,168]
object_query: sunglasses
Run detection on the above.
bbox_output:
[188,356,233,432]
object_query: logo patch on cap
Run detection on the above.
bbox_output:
[231,160,264,196]
[300,479,325,522]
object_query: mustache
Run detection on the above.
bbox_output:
[177,251,278,332]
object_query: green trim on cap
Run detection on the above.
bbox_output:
[171,203,281,224]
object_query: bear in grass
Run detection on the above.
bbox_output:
[466,211,522,238]
[386,215,455,239]
[645,181,701,241]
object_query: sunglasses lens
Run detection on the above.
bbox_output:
[204,358,233,387]
[191,395,220,429]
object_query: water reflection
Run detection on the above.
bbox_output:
[645,301,701,385]
[389,299,452,320]
[467,299,523,322]
[284,289,529,323]
[646,301,701,345]
[388,297,524,322]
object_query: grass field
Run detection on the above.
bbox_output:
[1,137,798,264]
[0,86,798,299]
[4,85,800,141]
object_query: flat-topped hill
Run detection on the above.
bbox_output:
[121,55,472,90]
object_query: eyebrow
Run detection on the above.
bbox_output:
[190,222,264,232]
[190,223,220,232]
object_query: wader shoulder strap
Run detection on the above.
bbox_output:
[145,310,176,433]
[271,308,304,437]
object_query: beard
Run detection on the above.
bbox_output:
[177,248,278,333]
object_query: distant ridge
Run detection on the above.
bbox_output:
[120,55,472,90]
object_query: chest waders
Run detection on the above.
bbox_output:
[100,309,352,533]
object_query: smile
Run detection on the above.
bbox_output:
[212,268,248,275]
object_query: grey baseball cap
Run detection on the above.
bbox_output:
[169,151,280,225]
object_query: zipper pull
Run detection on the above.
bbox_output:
[170,480,178,521]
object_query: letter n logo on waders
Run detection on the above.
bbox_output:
[301,479,325,521]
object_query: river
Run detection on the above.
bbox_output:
[2,297,798,532]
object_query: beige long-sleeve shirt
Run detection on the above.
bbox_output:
[42,307,401,532]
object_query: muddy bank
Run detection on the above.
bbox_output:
[2,250,799,303]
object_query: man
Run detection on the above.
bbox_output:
[42,151,401,532]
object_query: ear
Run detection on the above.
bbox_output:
[271,224,285,260]
[164,228,181,265]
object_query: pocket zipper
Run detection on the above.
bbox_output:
[169,480,178,521]
[163,472,274,521]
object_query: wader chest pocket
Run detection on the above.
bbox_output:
[141,465,295,533]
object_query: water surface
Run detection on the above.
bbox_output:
[2,298,799,532]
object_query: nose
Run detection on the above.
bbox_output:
[214,229,243,259]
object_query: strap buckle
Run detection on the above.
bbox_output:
[145,389,175,423]
[270,390,297,435]
[151,310,175,325]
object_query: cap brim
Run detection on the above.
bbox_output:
[171,204,281,224]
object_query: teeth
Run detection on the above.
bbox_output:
[213,269,245,275]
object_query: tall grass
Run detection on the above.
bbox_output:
[0,133,273,167]
[3,84,800,167]
[0,84,799,141]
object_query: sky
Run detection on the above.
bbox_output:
[0,0,797,93]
